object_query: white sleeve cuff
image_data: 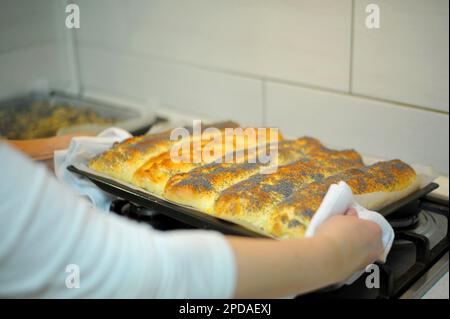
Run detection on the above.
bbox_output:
[144,229,237,299]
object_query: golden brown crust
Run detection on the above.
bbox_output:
[89,129,418,240]
[88,132,176,182]
[213,149,364,232]
[268,160,418,239]
[131,128,282,196]
[163,138,330,213]
[88,121,242,183]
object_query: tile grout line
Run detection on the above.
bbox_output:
[0,39,61,56]
[349,0,356,94]
[78,43,449,116]
[349,93,449,115]
[84,84,225,122]
[60,0,83,96]
[262,80,267,127]
[72,30,84,96]
[77,42,351,94]
[70,0,83,96]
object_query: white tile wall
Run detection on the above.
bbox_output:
[75,0,353,92]
[266,82,449,174]
[0,43,74,100]
[352,0,449,112]
[0,0,64,53]
[1,1,448,173]
[78,46,264,126]
[0,0,76,98]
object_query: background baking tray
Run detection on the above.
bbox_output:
[67,165,439,237]
[0,90,158,138]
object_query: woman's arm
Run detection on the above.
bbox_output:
[0,142,382,298]
[228,213,383,298]
[0,143,235,298]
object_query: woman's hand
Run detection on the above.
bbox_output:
[228,207,384,298]
[314,208,384,282]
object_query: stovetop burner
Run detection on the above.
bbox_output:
[387,200,422,229]
[409,211,447,248]
[387,201,448,249]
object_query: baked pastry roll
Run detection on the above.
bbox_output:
[268,160,420,239]
[88,121,239,183]
[88,132,176,183]
[88,126,420,241]
[132,128,282,196]
[163,137,328,213]
[213,149,364,233]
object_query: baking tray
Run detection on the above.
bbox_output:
[0,91,157,138]
[68,165,266,237]
[67,165,439,238]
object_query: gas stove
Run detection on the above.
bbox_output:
[110,192,449,299]
[302,196,449,299]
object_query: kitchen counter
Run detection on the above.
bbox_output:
[423,272,449,299]
[431,176,449,201]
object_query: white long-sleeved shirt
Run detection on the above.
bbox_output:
[0,143,236,298]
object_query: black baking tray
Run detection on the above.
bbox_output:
[67,165,266,237]
[67,165,439,237]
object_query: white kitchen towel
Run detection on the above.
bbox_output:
[305,181,395,284]
[54,128,132,212]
